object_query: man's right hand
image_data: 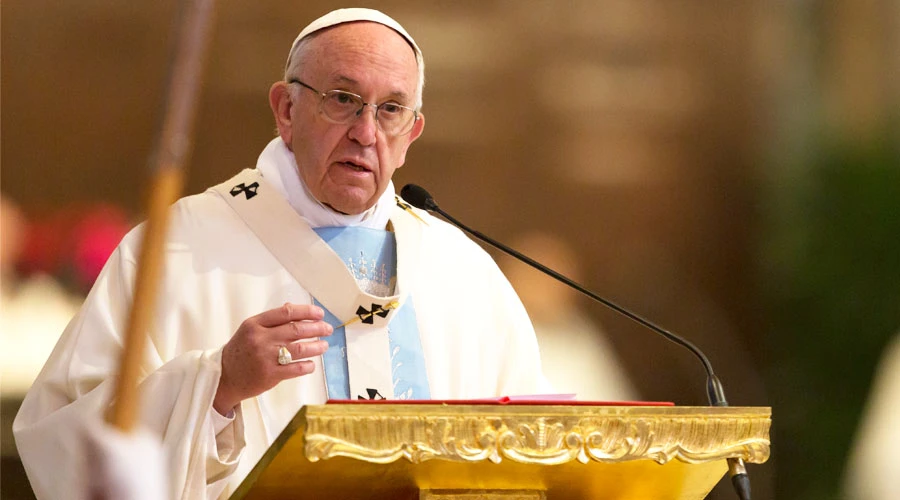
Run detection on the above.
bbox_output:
[214,303,333,415]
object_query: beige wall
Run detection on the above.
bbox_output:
[2,1,773,405]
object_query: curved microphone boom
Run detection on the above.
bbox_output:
[400,183,753,500]
[401,184,725,403]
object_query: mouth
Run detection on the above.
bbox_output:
[338,160,372,173]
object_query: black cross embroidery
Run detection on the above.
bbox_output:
[355,303,391,324]
[230,182,259,200]
[357,388,386,400]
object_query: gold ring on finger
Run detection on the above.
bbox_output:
[277,345,303,365]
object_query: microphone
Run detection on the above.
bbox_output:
[400,183,753,500]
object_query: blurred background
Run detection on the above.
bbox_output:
[2,1,898,498]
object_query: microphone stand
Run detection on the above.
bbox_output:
[401,184,752,500]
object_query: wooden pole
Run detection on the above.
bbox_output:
[107,0,217,432]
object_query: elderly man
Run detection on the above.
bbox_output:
[14,8,546,499]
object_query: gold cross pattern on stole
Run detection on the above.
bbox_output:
[395,196,428,225]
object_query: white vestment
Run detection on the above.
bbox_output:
[844,333,900,500]
[14,139,546,499]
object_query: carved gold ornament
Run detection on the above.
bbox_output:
[303,404,770,466]
[232,404,771,500]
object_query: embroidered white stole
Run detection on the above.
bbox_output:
[210,169,429,400]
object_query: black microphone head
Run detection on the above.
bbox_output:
[400,184,437,211]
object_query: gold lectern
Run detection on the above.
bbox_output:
[230,403,770,500]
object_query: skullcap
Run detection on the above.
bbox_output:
[284,8,423,75]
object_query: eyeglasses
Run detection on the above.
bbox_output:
[288,79,419,137]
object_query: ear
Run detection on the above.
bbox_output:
[409,112,425,143]
[396,113,425,168]
[269,81,294,148]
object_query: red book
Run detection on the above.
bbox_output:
[327,395,674,406]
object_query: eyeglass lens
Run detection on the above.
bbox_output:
[320,90,414,136]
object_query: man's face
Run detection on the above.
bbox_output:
[270,22,425,215]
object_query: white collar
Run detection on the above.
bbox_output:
[255,138,395,229]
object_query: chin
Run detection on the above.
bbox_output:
[327,188,378,215]
[328,198,371,215]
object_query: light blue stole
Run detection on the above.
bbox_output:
[313,226,431,400]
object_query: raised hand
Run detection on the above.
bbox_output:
[214,303,333,414]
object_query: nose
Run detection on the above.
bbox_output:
[347,104,378,146]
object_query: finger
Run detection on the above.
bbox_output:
[288,340,329,361]
[269,320,333,343]
[279,359,316,378]
[256,303,324,328]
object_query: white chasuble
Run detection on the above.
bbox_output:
[14,139,547,500]
[213,169,431,401]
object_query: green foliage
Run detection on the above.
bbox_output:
[763,134,900,499]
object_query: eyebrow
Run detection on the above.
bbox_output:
[331,75,411,103]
